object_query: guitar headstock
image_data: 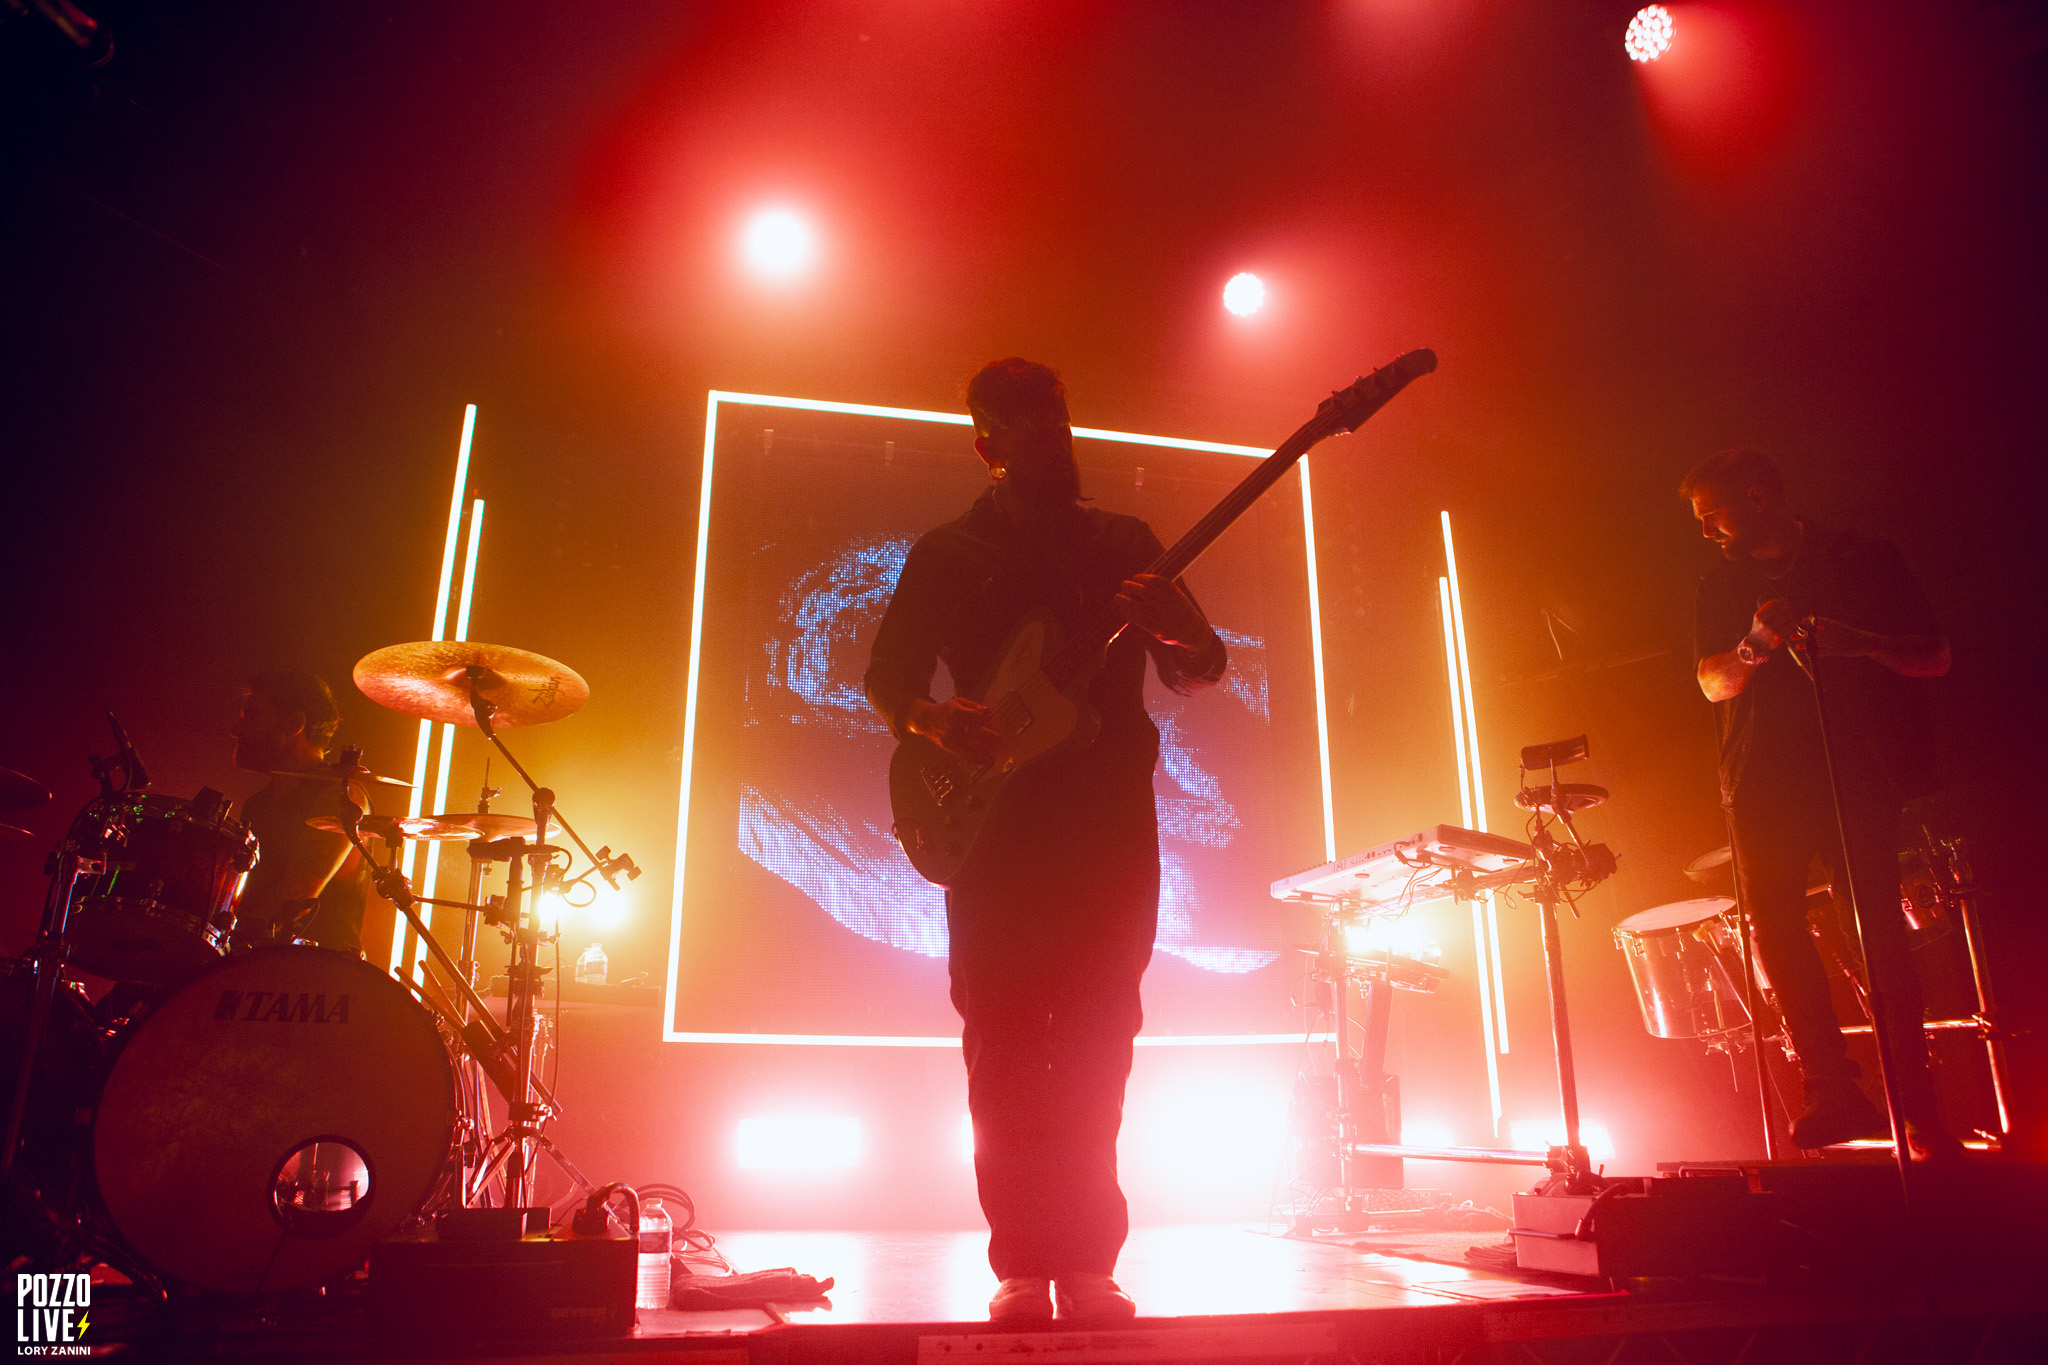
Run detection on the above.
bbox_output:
[1314,348,1439,437]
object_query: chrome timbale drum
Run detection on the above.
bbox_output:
[1612,897,1752,1041]
[68,792,257,983]
[93,947,456,1292]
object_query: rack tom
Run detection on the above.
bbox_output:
[67,792,257,983]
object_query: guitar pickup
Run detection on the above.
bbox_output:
[922,766,958,807]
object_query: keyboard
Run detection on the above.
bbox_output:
[1270,825,1537,905]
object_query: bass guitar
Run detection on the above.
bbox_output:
[889,348,1437,887]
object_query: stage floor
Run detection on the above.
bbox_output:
[88,1220,2048,1363]
[641,1221,1584,1331]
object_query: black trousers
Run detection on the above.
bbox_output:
[945,756,1158,1281]
[1729,782,1935,1121]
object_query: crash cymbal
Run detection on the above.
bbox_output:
[0,821,34,841]
[267,761,414,790]
[1514,782,1608,813]
[0,767,50,813]
[353,641,589,730]
[305,814,480,842]
[1685,845,1734,882]
[417,812,561,841]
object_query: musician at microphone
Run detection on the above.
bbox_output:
[228,670,371,954]
[1684,447,1956,1159]
[864,359,1226,1324]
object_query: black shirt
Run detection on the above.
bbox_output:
[239,781,372,953]
[864,487,1226,777]
[1694,521,1940,808]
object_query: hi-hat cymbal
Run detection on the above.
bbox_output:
[1514,782,1608,813]
[353,642,589,730]
[268,761,414,790]
[0,821,34,841]
[0,767,51,813]
[419,812,561,841]
[1685,845,1734,882]
[306,814,480,842]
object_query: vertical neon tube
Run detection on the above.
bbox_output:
[1443,511,1509,1055]
[415,499,485,980]
[393,405,476,975]
[1438,579,1474,831]
[665,393,723,1040]
[1297,457,1337,863]
[1443,580,1500,1125]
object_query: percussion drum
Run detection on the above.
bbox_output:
[93,946,456,1292]
[67,792,257,983]
[1612,897,1755,1041]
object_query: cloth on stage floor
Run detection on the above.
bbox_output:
[670,1265,835,1309]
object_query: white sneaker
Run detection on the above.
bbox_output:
[1054,1273,1136,1322]
[988,1276,1054,1324]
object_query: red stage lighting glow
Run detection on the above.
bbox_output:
[1625,5,1675,62]
[1222,271,1266,316]
[740,207,817,283]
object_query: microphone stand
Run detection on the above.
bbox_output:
[1786,626,1914,1206]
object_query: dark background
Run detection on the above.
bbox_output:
[4,1,2044,1224]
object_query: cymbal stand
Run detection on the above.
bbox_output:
[454,776,501,1205]
[2,828,98,1174]
[3,738,135,1175]
[1787,630,1912,1204]
[333,782,595,1215]
[451,673,638,1214]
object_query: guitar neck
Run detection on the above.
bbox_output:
[1044,349,1435,687]
[1044,434,1314,684]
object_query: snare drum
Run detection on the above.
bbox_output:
[68,792,258,983]
[93,946,457,1292]
[1612,897,1752,1041]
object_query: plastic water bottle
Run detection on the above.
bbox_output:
[576,942,607,985]
[634,1197,673,1310]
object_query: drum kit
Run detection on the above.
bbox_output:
[1610,827,2013,1147]
[2,640,641,1296]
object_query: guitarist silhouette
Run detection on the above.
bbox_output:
[864,358,1226,1323]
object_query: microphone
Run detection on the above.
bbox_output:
[106,711,149,789]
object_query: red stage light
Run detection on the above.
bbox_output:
[740,208,817,283]
[1222,272,1266,316]
[1625,5,1675,62]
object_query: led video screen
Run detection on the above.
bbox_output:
[666,394,1332,1042]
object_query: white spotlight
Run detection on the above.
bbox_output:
[741,208,818,283]
[1625,6,1674,63]
[735,1114,862,1171]
[1222,272,1266,316]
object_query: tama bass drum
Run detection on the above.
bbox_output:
[93,946,456,1292]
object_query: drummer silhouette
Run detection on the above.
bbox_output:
[230,671,372,954]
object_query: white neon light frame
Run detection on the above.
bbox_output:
[664,389,1339,1047]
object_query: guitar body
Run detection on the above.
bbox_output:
[884,348,1437,889]
[888,612,1101,887]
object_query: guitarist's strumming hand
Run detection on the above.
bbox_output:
[1115,573,1213,651]
[905,697,1004,767]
